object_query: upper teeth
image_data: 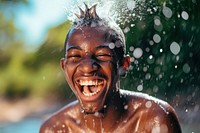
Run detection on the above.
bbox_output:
[79,80,103,86]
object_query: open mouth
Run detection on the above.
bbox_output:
[76,79,104,97]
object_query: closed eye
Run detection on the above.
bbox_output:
[95,54,113,61]
[67,54,81,58]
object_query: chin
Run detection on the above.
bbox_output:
[79,99,106,114]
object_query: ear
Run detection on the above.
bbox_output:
[123,55,131,70]
[118,55,130,78]
[60,58,66,71]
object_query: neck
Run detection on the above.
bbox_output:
[79,89,127,132]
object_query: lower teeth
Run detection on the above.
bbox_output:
[83,89,100,96]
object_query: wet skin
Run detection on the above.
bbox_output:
[40,26,182,133]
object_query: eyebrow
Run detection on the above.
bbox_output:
[66,46,82,52]
[94,45,111,51]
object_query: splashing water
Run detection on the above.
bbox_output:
[63,0,148,25]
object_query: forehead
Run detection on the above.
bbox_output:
[66,26,110,48]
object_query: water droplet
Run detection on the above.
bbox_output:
[145,73,151,80]
[115,40,122,48]
[183,63,190,73]
[76,119,81,124]
[130,57,135,62]
[154,18,161,26]
[153,34,161,43]
[137,84,143,91]
[151,126,160,133]
[143,66,148,72]
[149,55,153,59]
[159,49,163,53]
[145,101,152,108]
[127,0,136,10]
[146,47,150,52]
[147,55,155,64]
[109,43,115,49]
[170,42,180,55]
[154,67,161,74]
[168,82,171,87]
[94,112,99,117]
[181,11,189,20]
[129,46,134,51]
[194,105,199,112]
[124,105,128,110]
[133,48,143,58]
[153,86,159,93]
[180,78,184,83]
[162,6,173,18]
[124,26,130,33]
[185,109,188,112]
[130,24,135,27]
[149,40,154,45]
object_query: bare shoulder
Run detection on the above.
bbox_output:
[39,100,80,133]
[121,90,182,132]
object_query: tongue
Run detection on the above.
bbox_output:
[83,86,91,94]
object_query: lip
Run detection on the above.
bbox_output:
[74,76,106,102]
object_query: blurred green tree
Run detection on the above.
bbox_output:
[119,0,200,106]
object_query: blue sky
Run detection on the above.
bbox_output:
[15,0,68,47]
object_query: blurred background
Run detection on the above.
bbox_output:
[0,0,199,133]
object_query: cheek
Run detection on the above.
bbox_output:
[101,62,118,78]
[64,63,76,83]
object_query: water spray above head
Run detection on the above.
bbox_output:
[75,3,100,21]
[73,3,103,28]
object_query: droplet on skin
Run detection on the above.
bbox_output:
[151,126,160,133]
[145,101,152,108]
[76,119,81,124]
[94,112,99,117]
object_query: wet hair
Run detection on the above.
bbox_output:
[64,4,126,60]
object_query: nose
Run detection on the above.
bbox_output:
[78,59,99,75]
